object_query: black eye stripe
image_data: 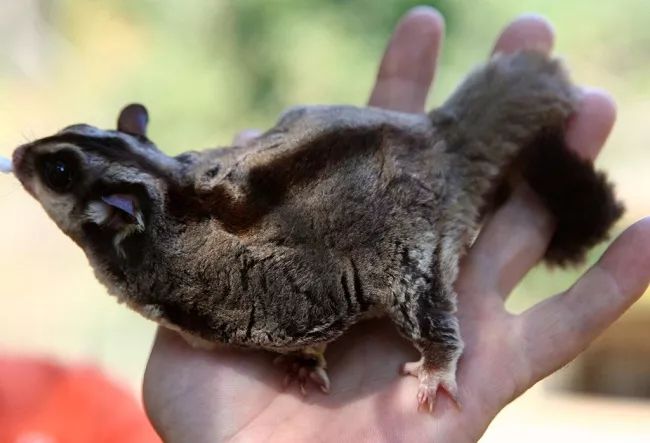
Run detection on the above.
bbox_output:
[35,133,172,180]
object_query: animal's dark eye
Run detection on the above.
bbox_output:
[38,152,78,193]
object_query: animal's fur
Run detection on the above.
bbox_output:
[11,51,624,402]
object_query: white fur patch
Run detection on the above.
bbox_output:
[84,201,111,225]
[140,304,164,320]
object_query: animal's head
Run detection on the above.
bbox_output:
[11,104,181,278]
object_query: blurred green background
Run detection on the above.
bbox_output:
[0,0,648,439]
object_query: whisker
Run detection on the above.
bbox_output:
[20,131,35,144]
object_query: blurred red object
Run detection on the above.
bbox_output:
[0,356,160,443]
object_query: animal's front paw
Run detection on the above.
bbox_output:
[274,346,330,395]
[401,358,459,412]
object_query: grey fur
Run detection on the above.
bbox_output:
[11,51,623,404]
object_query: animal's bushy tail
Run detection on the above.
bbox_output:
[430,50,624,265]
[522,130,624,265]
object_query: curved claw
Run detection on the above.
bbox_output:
[309,367,331,393]
[417,387,436,413]
[401,358,460,413]
[275,348,330,395]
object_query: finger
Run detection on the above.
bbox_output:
[368,6,444,113]
[565,88,618,161]
[458,89,617,298]
[518,217,650,383]
[492,14,554,55]
[144,328,278,442]
[232,128,261,146]
[456,14,556,297]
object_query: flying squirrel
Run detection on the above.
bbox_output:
[9,51,624,411]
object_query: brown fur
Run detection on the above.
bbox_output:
[11,51,624,394]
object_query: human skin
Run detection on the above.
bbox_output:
[142,7,650,442]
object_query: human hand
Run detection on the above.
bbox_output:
[143,8,650,442]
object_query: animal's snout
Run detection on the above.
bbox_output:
[12,145,26,171]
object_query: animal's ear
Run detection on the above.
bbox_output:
[117,103,149,137]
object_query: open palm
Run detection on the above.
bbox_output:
[143,8,650,442]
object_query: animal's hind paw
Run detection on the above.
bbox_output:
[401,358,460,412]
[274,346,330,395]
